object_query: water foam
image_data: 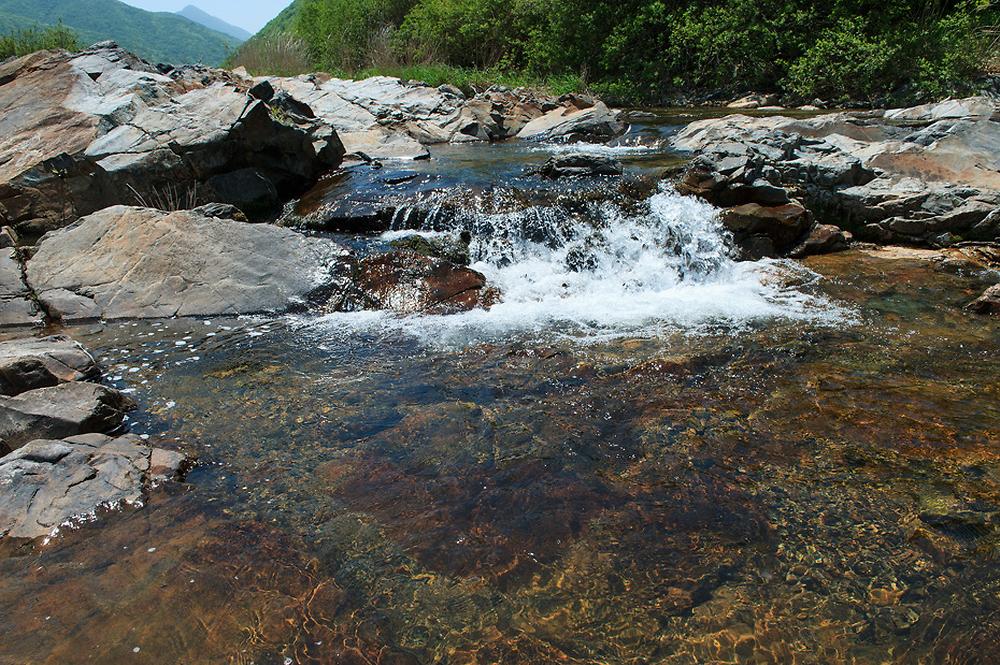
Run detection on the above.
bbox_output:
[307,185,849,346]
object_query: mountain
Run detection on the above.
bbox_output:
[0,0,241,65]
[177,5,250,42]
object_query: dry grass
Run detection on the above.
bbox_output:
[128,183,200,212]
[228,34,312,77]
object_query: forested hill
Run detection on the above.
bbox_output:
[0,0,241,65]
[237,0,999,104]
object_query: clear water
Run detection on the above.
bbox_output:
[0,109,998,665]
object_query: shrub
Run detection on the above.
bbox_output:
[0,23,79,60]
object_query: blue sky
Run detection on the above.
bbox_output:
[122,0,293,33]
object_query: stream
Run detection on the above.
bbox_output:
[1,109,998,664]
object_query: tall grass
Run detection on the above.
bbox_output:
[227,34,312,77]
[0,23,79,60]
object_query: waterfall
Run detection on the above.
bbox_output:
[310,183,846,345]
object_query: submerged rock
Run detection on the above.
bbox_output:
[0,336,100,396]
[0,382,134,455]
[671,97,1000,249]
[350,250,499,315]
[0,433,189,540]
[25,206,348,322]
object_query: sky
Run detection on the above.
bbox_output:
[121,0,292,33]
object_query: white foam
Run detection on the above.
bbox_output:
[535,140,662,157]
[304,185,851,346]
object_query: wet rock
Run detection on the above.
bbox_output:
[671,97,1000,247]
[350,251,499,315]
[789,224,853,258]
[0,336,100,396]
[389,233,472,266]
[721,202,813,258]
[967,284,1000,315]
[537,154,624,179]
[0,382,134,455]
[26,206,348,322]
[518,102,625,143]
[0,44,342,235]
[0,433,189,540]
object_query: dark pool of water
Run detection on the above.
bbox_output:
[1,247,998,664]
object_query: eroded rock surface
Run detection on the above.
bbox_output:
[0,43,343,235]
[26,205,349,322]
[672,97,1000,251]
[0,248,41,328]
[0,433,188,540]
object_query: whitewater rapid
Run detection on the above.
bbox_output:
[302,184,848,346]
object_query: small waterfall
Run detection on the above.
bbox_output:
[314,183,845,344]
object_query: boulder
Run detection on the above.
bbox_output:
[0,336,100,396]
[537,154,624,179]
[389,232,472,266]
[0,433,189,540]
[671,98,1000,247]
[348,251,499,315]
[967,284,1000,315]
[0,44,342,236]
[0,382,134,455]
[789,224,853,258]
[721,202,813,258]
[26,206,349,322]
[517,102,625,143]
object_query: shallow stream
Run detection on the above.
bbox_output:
[1,110,998,664]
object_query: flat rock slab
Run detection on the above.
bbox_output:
[0,249,42,328]
[0,382,134,455]
[26,205,348,322]
[0,335,100,396]
[0,433,188,540]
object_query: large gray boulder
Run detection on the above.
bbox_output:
[0,43,343,236]
[517,101,625,143]
[0,433,188,540]
[0,336,100,396]
[26,205,349,322]
[672,97,1000,248]
[0,382,134,455]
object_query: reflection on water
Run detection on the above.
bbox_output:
[1,249,997,664]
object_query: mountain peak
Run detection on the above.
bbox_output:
[176,4,251,42]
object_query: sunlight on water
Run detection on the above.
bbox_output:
[309,185,851,346]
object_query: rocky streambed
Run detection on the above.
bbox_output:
[0,42,998,665]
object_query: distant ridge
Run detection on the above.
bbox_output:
[0,0,240,65]
[177,4,250,42]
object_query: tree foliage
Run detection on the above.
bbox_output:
[269,0,999,102]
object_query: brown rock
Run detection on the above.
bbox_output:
[351,251,499,315]
[967,284,1000,315]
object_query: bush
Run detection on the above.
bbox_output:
[0,23,79,60]
[253,0,999,103]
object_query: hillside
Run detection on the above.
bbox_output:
[0,0,241,65]
[177,4,250,42]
